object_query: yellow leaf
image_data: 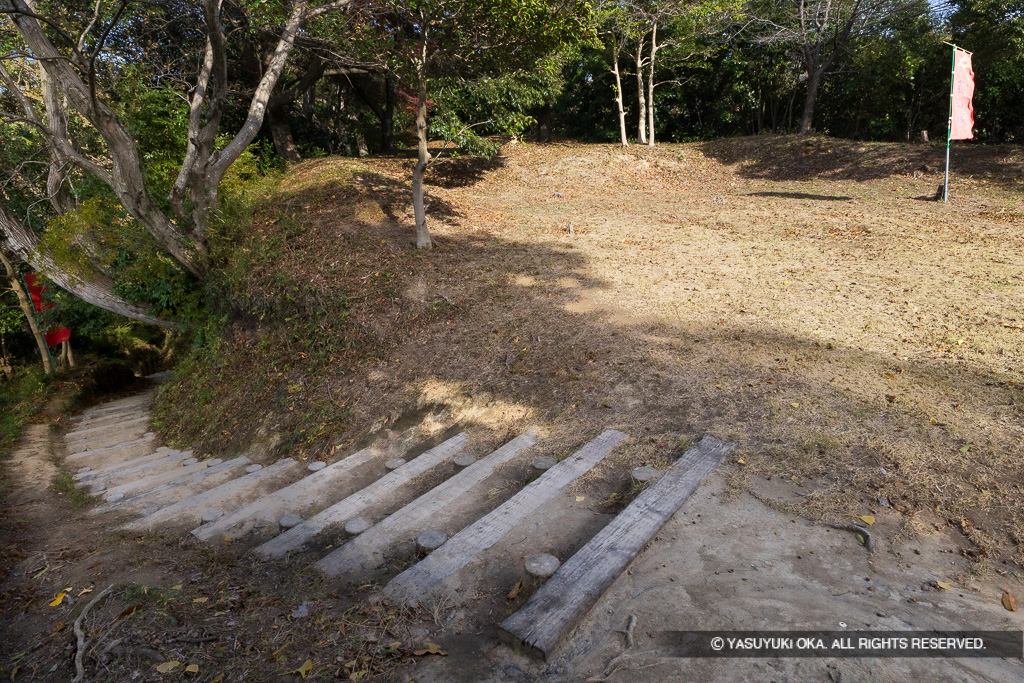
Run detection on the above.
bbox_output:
[77,588,93,597]
[737,459,746,465]
[293,659,313,679]
[575,496,585,502]
[936,581,952,591]
[507,580,523,600]
[1002,590,1017,612]
[790,403,800,408]
[185,664,199,673]
[211,675,224,683]
[50,592,67,607]
[858,515,875,526]
[170,584,182,590]
[156,661,181,673]
[193,597,208,603]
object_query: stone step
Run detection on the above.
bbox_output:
[190,445,389,542]
[65,435,159,470]
[499,435,732,659]
[102,459,221,502]
[122,459,301,531]
[383,429,628,605]
[75,450,190,488]
[254,432,471,558]
[96,456,252,514]
[316,431,537,578]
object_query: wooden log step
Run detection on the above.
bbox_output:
[67,407,151,431]
[73,447,178,481]
[102,459,221,501]
[498,434,733,660]
[65,436,159,469]
[66,416,151,444]
[316,431,537,578]
[75,450,190,488]
[190,442,392,542]
[122,459,300,531]
[96,456,252,514]
[70,394,153,421]
[383,429,628,605]
[254,432,471,558]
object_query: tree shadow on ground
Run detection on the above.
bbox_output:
[747,191,853,201]
[700,134,1022,186]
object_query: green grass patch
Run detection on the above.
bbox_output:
[50,471,99,508]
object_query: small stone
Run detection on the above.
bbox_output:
[89,483,106,494]
[632,466,660,483]
[531,456,557,472]
[76,466,91,474]
[207,458,223,466]
[179,450,194,458]
[878,497,890,507]
[201,509,224,523]
[525,553,560,579]
[143,432,155,438]
[345,517,372,535]
[417,528,448,551]
[245,464,263,473]
[454,454,477,468]
[141,504,160,515]
[385,458,406,471]
[307,461,327,472]
[106,492,125,503]
[78,473,95,482]
[182,458,198,466]
[280,513,303,529]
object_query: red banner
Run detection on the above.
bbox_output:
[24,273,71,347]
[950,48,975,141]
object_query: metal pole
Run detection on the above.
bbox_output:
[943,44,955,203]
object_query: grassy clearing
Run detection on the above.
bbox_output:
[161,135,1024,572]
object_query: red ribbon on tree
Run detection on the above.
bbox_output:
[24,273,71,347]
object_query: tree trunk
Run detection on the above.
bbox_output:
[383,74,396,153]
[0,249,53,376]
[611,43,628,148]
[646,23,657,148]
[635,43,647,145]
[269,104,302,162]
[0,204,176,328]
[0,335,12,378]
[63,339,75,368]
[800,69,823,134]
[412,55,432,250]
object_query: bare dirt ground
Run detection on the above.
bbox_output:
[3,136,1024,681]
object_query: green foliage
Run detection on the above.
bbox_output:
[0,367,49,460]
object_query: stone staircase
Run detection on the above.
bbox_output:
[66,383,731,661]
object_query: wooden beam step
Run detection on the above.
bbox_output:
[315,431,537,578]
[254,432,470,558]
[122,458,300,531]
[383,429,628,605]
[498,434,733,660]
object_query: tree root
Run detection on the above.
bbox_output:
[72,584,114,683]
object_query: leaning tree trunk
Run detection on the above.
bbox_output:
[0,205,176,328]
[0,249,53,376]
[412,56,432,250]
[611,43,628,148]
